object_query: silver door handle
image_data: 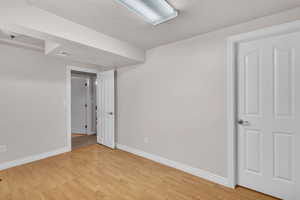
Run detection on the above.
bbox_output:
[237,120,250,126]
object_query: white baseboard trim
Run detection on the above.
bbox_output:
[72,129,86,134]
[117,144,229,187]
[71,130,96,135]
[0,147,69,171]
[87,131,96,135]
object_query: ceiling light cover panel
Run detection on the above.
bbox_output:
[116,0,178,25]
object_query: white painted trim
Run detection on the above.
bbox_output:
[87,131,97,135]
[117,144,229,187]
[71,129,87,134]
[226,20,300,188]
[66,66,101,151]
[71,131,96,135]
[0,147,68,171]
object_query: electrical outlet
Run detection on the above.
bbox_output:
[144,137,149,144]
[0,145,7,153]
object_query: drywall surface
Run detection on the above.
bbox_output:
[0,44,100,164]
[117,7,300,177]
[0,0,145,66]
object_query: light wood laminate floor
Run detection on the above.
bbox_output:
[0,145,279,200]
[72,134,97,150]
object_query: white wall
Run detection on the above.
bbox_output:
[117,7,300,178]
[0,44,100,164]
[0,0,145,67]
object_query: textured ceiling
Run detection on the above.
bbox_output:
[29,0,300,49]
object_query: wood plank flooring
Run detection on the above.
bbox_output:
[0,144,279,200]
[72,134,97,150]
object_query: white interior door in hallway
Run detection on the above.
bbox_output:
[237,31,300,200]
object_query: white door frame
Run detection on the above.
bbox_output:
[66,66,100,151]
[226,20,300,188]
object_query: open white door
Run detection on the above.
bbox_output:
[237,31,300,200]
[97,70,115,149]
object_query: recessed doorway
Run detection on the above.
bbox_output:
[71,71,97,150]
[66,66,116,151]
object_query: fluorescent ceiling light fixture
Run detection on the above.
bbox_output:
[116,0,178,25]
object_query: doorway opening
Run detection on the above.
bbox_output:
[71,71,97,150]
[66,66,116,151]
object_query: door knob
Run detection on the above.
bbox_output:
[237,120,250,126]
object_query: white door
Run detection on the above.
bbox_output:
[71,76,87,134]
[237,31,300,200]
[97,70,115,149]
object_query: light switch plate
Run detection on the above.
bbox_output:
[0,145,7,153]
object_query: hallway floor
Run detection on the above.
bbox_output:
[71,134,97,150]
